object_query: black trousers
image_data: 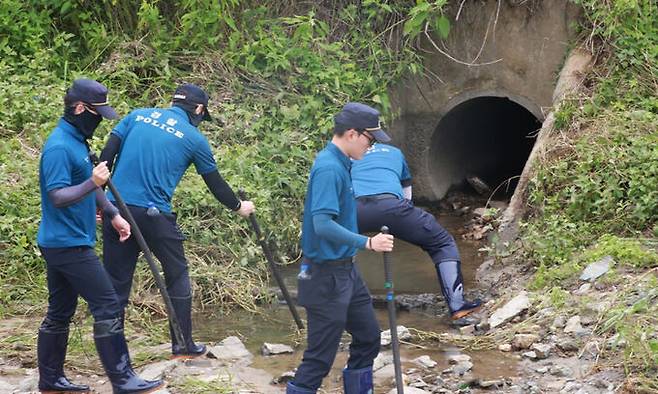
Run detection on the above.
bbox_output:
[102,205,191,311]
[40,246,121,322]
[293,261,381,391]
[357,197,460,264]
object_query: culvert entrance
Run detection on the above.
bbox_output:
[429,96,542,199]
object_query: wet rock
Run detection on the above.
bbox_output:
[0,379,15,392]
[473,207,488,217]
[580,340,600,360]
[498,344,512,352]
[562,381,582,392]
[522,351,537,360]
[466,176,491,195]
[381,326,411,346]
[393,294,438,310]
[17,375,38,392]
[535,366,549,374]
[489,291,530,328]
[374,364,396,381]
[184,358,213,368]
[387,387,431,394]
[557,337,580,352]
[412,355,437,369]
[476,319,491,332]
[531,343,552,359]
[579,256,614,282]
[574,283,592,295]
[373,351,393,371]
[140,360,177,381]
[552,315,567,330]
[459,325,475,335]
[477,378,506,389]
[261,342,294,356]
[512,334,539,350]
[273,370,295,384]
[447,354,471,364]
[550,364,574,377]
[452,361,473,375]
[207,336,253,363]
[564,316,589,336]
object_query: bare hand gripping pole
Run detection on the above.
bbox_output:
[88,150,186,350]
[238,189,304,330]
[382,225,404,394]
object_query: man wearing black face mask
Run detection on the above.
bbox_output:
[99,83,255,359]
[37,78,164,393]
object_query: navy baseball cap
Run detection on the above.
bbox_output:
[334,102,391,143]
[173,83,212,121]
[65,79,119,119]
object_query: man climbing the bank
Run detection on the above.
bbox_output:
[287,102,394,394]
[99,83,255,359]
[37,78,163,393]
[352,143,482,322]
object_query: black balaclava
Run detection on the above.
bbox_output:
[64,105,103,139]
[173,102,204,127]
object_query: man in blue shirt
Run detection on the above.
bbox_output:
[99,83,255,359]
[352,144,482,322]
[37,79,163,393]
[287,103,394,394]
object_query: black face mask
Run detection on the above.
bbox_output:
[64,106,103,139]
[173,102,204,127]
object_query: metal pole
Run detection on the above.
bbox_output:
[238,190,304,330]
[382,225,404,394]
[89,151,186,349]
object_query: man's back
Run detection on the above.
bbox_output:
[109,106,217,212]
[351,143,411,199]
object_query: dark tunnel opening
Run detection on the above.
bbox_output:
[429,96,541,200]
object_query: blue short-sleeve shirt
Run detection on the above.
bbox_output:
[301,142,359,262]
[107,106,217,212]
[351,144,411,199]
[37,119,97,248]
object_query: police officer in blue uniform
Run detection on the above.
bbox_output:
[352,144,482,321]
[37,79,163,394]
[287,103,394,394]
[99,83,255,359]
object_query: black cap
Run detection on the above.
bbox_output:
[172,83,211,121]
[334,102,391,143]
[65,79,119,119]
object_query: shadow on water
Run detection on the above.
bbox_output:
[194,212,518,391]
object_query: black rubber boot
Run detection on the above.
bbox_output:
[435,260,482,319]
[94,318,164,394]
[169,295,206,359]
[37,318,90,393]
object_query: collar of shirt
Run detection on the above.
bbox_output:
[169,106,192,124]
[326,142,351,171]
[58,118,85,142]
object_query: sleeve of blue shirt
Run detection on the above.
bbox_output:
[41,147,73,191]
[310,168,368,248]
[400,154,413,187]
[192,136,218,175]
[111,112,134,140]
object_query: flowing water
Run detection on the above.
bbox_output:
[195,210,518,391]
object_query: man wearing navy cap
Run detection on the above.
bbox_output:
[352,144,482,322]
[287,102,394,394]
[99,83,255,359]
[37,78,163,393]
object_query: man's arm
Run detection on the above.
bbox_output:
[95,188,119,218]
[313,213,368,248]
[99,133,122,172]
[201,170,241,211]
[48,179,98,208]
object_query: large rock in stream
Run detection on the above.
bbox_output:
[489,291,530,328]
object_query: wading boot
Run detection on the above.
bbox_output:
[169,295,206,359]
[343,366,373,394]
[94,318,164,394]
[286,382,316,393]
[37,318,90,393]
[436,260,482,320]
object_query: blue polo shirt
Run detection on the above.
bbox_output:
[37,119,97,248]
[107,106,217,213]
[301,142,362,262]
[351,144,411,199]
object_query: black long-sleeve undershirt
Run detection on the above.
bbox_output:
[48,180,119,218]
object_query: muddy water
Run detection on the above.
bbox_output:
[195,211,518,391]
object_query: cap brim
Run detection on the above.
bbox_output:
[370,129,391,143]
[96,105,119,120]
